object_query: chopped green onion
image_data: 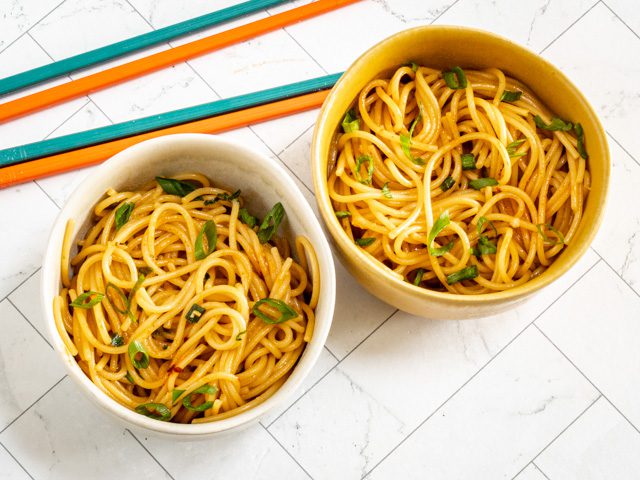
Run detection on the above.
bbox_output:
[446,265,479,285]
[355,237,375,247]
[195,220,217,260]
[235,330,246,341]
[476,236,497,255]
[381,182,392,199]
[114,202,134,230]
[461,153,476,170]
[477,216,498,238]
[135,403,171,421]
[106,283,129,315]
[442,66,467,90]
[204,189,241,205]
[431,240,455,257]
[400,105,423,162]
[534,115,573,132]
[413,268,425,286]
[342,109,359,133]
[155,177,197,197]
[239,208,258,228]
[257,202,286,243]
[128,340,149,369]
[111,334,124,347]
[506,139,526,158]
[500,90,522,102]
[125,372,134,384]
[182,384,218,412]
[252,298,298,324]
[186,303,205,323]
[335,210,351,218]
[469,177,498,190]
[441,176,455,192]
[355,155,374,185]
[536,224,566,245]
[404,61,419,72]
[574,123,588,160]
[70,291,104,309]
[428,211,451,257]
[172,389,185,404]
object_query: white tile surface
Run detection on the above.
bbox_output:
[1,0,640,478]
[536,397,640,480]
[368,327,598,480]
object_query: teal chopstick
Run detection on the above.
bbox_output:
[0,73,342,167]
[0,0,289,96]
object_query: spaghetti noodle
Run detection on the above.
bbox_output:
[329,65,590,294]
[55,173,319,423]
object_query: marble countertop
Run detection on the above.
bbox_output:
[1,0,639,479]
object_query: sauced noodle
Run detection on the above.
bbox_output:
[55,173,319,423]
[329,65,590,293]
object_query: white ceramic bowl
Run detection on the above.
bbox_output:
[41,133,336,438]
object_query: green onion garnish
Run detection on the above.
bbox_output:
[128,340,150,369]
[506,139,526,158]
[186,303,205,323]
[476,236,497,255]
[257,202,286,243]
[442,66,467,90]
[382,182,392,199]
[114,202,134,230]
[461,153,476,170]
[441,176,455,192]
[111,334,124,347]
[355,237,375,247]
[403,61,419,72]
[355,155,374,185]
[400,105,423,163]
[500,90,522,102]
[235,330,246,341]
[252,298,298,324]
[182,384,218,412]
[125,372,134,384]
[335,210,351,218]
[239,208,258,228]
[206,189,241,205]
[574,123,588,160]
[172,389,185,404]
[341,109,359,133]
[469,178,498,190]
[195,220,217,260]
[534,115,573,132]
[70,291,104,309]
[106,283,129,315]
[536,224,566,245]
[447,265,479,285]
[413,268,425,286]
[155,177,197,197]
[135,403,171,421]
[428,211,452,257]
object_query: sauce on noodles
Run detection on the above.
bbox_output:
[329,64,590,294]
[55,173,319,423]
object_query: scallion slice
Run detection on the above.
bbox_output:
[114,202,134,230]
[125,372,134,384]
[182,384,218,412]
[441,176,455,192]
[111,333,124,347]
[428,211,451,257]
[476,236,497,255]
[500,90,522,102]
[404,61,419,72]
[235,330,246,341]
[70,291,104,309]
[355,237,375,247]
[195,220,217,260]
[534,115,573,132]
[186,303,205,323]
[204,189,241,205]
[135,403,171,421]
[342,109,359,133]
[574,123,588,160]
[413,268,425,286]
[400,105,423,162]
[239,208,258,228]
[536,224,566,245]
[446,265,479,285]
[506,139,526,157]
[335,210,351,218]
[252,298,298,324]
[469,177,498,190]
[461,153,476,170]
[106,283,129,315]
[381,182,392,199]
[172,389,185,404]
[442,66,467,89]
[257,202,286,243]
[155,177,197,197]
[128,340,150,369]
[355,155,374,185]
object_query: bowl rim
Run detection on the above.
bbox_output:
[311,25,610,305]
[41,133,336,436]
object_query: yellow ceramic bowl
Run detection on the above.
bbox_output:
[311,26,609,319]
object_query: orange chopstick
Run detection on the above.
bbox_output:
[0,0,357,123]
[0,89,329,188]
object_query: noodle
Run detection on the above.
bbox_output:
[330,65,590,293]
[55,174,319,423]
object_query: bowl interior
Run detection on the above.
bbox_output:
[42,133,336,436]
[312,26,609,316]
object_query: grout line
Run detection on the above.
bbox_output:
[601,0,640,41]
[590,249,640,300]
[364,259,602,477]
[323,344,339,362]
[276,123,315,157]
[283,28,329,74]
[510,394,602,479]
[0,0,66,57]
[33,179,63,210]
[0,375,67,435]
[262,424,314,479]
[126,429,176,479]
[539,0,600,53]
[266,308,400,429]
[41,97,91,140]
[532,461,552,480]
[533,323,640,436]
[1,267,41,305]
[6,297,54,350]
[0,441,35,480]
[429,0,462,24]
[606,130,640,168]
